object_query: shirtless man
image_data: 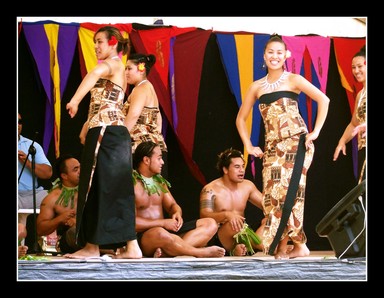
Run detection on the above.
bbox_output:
[200,148,265,256]
[125,141,225,258]
[36,154,80,254]
[37,154,121,255]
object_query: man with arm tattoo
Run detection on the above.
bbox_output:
[200,148,265,256]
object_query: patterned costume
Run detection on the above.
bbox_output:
[122,103,167,154]
[76,78,136,247]
[356,90,366,183]
[258,91,314,255]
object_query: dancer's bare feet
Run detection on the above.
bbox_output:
[286,244,294,254]
[64,243,100,259]
[274,250,290,259]
[274,243,309,259]
[273,235,292,259]
[114,240,142,259]
[287,243,310,259]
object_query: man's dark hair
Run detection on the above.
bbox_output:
[133,141,159,169]
[55,154,75,180]
[216,148,244,176]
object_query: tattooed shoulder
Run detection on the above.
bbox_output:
[201,186,212,194]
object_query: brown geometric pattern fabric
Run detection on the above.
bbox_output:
[122,104,167,154]
[87,78,126,129]
[356,92,366,151]
[258,91,314,254]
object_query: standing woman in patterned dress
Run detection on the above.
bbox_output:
[122,53,168,178]
[333,46,366,184]
[236,35,330,259]
[65,26,142,259]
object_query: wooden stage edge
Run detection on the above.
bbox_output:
[17,251,367,281]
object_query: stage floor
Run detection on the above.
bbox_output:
[17,251,367,281]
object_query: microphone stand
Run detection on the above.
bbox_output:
[28,144,42,254]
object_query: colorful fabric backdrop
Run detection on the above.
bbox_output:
[19,20,365,184]
[23,22,79,157]
[216,33,269,178]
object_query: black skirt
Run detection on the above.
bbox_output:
[76,125,136,247]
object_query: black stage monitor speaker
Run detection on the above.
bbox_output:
[316,180,366,259]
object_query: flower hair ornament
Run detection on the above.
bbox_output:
[138,62,145,72]
[285,50,292,59]
[108,35,118,46]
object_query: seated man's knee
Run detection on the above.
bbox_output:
[145,227,172,243]
[198,218,218,235]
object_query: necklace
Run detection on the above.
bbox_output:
[49,178,78,208]
[261,71,289,92]
[137,79,148,87]
[132,170,171,195]
[111,55,120,60]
